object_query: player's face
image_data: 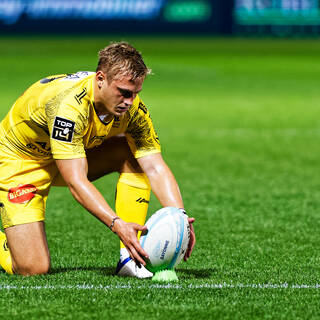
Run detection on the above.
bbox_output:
[95,71,144,116]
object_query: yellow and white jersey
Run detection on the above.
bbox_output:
[0,71,161,160]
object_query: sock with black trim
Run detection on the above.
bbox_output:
[115,173,151,261]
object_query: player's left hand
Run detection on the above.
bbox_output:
[112,219,149,266]
[184,217,195,261]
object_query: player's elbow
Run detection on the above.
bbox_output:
[139,153,171,180]
[145,162,167,179]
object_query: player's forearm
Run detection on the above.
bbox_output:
[55,158,117,227]
[147,162,184,209]
[62,168,148,265]
[67,178,117,226]
[138,153,184,208]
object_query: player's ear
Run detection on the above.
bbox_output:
[96,70,107,88]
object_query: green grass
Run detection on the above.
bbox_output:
[1,36,320,319]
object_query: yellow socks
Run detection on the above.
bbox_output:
[0,231,13,274]
[115,173,151,251]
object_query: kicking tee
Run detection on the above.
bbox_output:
[0,71,161,160]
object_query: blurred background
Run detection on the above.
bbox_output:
[1,0,320,36]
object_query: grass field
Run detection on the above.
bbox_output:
[1,36,320,319]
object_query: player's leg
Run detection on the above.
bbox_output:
[2,222,50,275]
[53,135,152,277]
[85,135,152,278]
[114,171,151,278]
[0,159,55,275]
[86,136,151,238]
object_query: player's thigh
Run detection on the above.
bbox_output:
[0,158,54,275]
[0,158,54,229]
[5,221,50,275]
[86,135,143,181]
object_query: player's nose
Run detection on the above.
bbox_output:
[125,92,138,106]
[124,96,134,106]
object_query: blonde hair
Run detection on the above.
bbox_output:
[96,42,151,82]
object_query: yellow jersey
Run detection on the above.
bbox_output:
[0,71,161,161]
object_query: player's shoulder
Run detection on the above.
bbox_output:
[41,72,95,120]
[36,72,94,98]
[50,72,93,101]
[38,71,95,85]
[58,71,95,84]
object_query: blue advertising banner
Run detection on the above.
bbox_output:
[235,0,320,25]
[0,0,234,34]
[0,0,164,25]
[234,0,320,35]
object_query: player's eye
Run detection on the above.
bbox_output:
[118,88,133,99]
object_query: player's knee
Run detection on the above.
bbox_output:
[103,135,142,173]
[117,138,142,173]
[13,258,50,276]
[86,135,144,179]
[121,157,142,173]
[114,136,134,161]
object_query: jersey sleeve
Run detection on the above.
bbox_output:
[45,90,89,160]
[125,98,161,159]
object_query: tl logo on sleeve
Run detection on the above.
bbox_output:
[52,116,75,142]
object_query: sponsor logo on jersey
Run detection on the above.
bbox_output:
[74,88,87,105]
[136,197,149,204]
[40,72,93,84]
[63,71,92,81]
[26,142,51,156]
[8,184,37,204]
[51,116,75,143]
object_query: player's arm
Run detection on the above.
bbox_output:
[55,157,149,265]
[137,153,196,261]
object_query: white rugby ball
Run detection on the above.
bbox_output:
[140,207,190,272]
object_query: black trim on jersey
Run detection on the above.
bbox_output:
[27,119,50,136]
[40,75,67,84]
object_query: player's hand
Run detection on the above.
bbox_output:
[184,217,195,261]
[112,219,149,266]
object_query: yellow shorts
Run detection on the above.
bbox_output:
[0,157,59,228]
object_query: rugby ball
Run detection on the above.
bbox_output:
[140,207,190,273]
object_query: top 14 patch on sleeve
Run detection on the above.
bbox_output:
[51,116,75,143]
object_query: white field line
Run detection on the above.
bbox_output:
[1,283,320,290]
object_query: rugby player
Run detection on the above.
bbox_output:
[0,42,195,277]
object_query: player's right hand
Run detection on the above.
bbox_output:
[184,217,195,261]
[112,219,149,266]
